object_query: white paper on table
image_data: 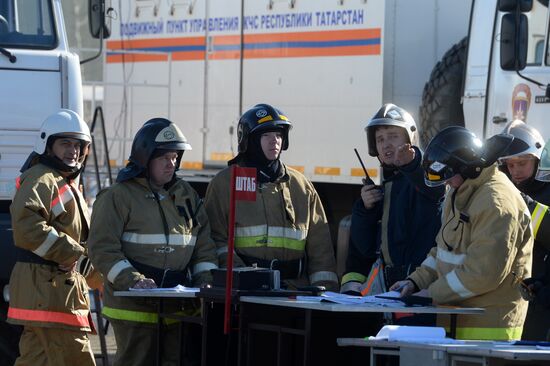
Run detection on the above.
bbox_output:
[369,325,455,343]
[294,291,404,305]
[129,285,199,293]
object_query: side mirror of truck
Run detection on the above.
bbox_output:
[498,0,533,12]
[89,0,111,39]
[500,13,528,71]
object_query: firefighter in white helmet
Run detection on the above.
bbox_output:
[88,118,218,366]
[7,109,97,365]
[205,104,338,290]
[498,123,550,340]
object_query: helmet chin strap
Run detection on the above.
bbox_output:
[39,154,81,177]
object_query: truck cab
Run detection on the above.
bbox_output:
[0,1,109,363]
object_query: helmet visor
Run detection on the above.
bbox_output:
[422,145,455,187]
[536,169,550,182]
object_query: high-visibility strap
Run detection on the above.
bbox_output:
[234,235,306,251]
[32,228,60,258]
[107,259,133,284]
[102,306,184,325]
[531,202,548,238]
[235,225,308,241]
[341,272,367,285]
[122,232,196,246]
[8,307,90,328]
[360,264,382,296]
[310,271,338,284]
[454,326,523,341]
[51,184,75,218]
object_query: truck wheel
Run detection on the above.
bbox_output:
[419,37,467,148]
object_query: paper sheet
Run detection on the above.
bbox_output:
[368,325,462,343]
[129,285,199,293]
[296,291,404,305]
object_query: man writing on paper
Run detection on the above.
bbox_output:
[88,118,218,366]
[391,126,533,341]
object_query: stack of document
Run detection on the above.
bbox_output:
[297,290,404,306]
[129,285,199,293]
[369,325,461,344]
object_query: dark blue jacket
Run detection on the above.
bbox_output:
[342,147,444,286]
[515,177,550,341]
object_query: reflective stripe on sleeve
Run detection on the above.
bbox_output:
[107,259,133,284]
[445,270,474,298]
[341,272,367,285]
[32,228,60,257]
[122,232,196,246]
[215,246,238,258]
[421,255,437,270]
[310,271,338,284]
[436,250,466,265]
[531,202,548,238]
[51,184,75,218]
[217,246,228,256]
[8,307,90,328]
[192,262,218,275]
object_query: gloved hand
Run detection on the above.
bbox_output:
[520,192,534,207]
[519,277,544,302]
[340,281,363,295]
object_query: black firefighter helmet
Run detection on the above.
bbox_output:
[422,126,513,187]
[116,118,192,182]
[236,103,292,153]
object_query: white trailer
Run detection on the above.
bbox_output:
[103,0,471,185]
[0,1,110,362]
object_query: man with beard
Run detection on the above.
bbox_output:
[341,104,444,326]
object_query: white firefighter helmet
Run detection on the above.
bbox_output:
[498,120,544,163]
[34,109,91,155]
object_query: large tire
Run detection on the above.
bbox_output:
[419,37,467,148]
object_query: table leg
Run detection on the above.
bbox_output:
[201,299,208,366]
[237,302,245,366]
[450,314,457,339]
[157,298,164,366]
[303,309,311,366]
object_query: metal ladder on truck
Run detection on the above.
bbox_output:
[83,106,113,366]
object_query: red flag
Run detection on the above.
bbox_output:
[234,167,257,201]
[224,165,257,334]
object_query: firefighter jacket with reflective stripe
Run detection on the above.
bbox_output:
[205,164,338,290]
[341,147,444,289]
[88,177,218,323]
[409,165,533,340]
[8,163,91,331]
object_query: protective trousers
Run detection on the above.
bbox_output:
[15,326,95,366]
[111,320,200,366]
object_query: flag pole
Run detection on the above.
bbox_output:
[224,165,237,334]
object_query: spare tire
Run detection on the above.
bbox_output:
[419,37,467,148]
